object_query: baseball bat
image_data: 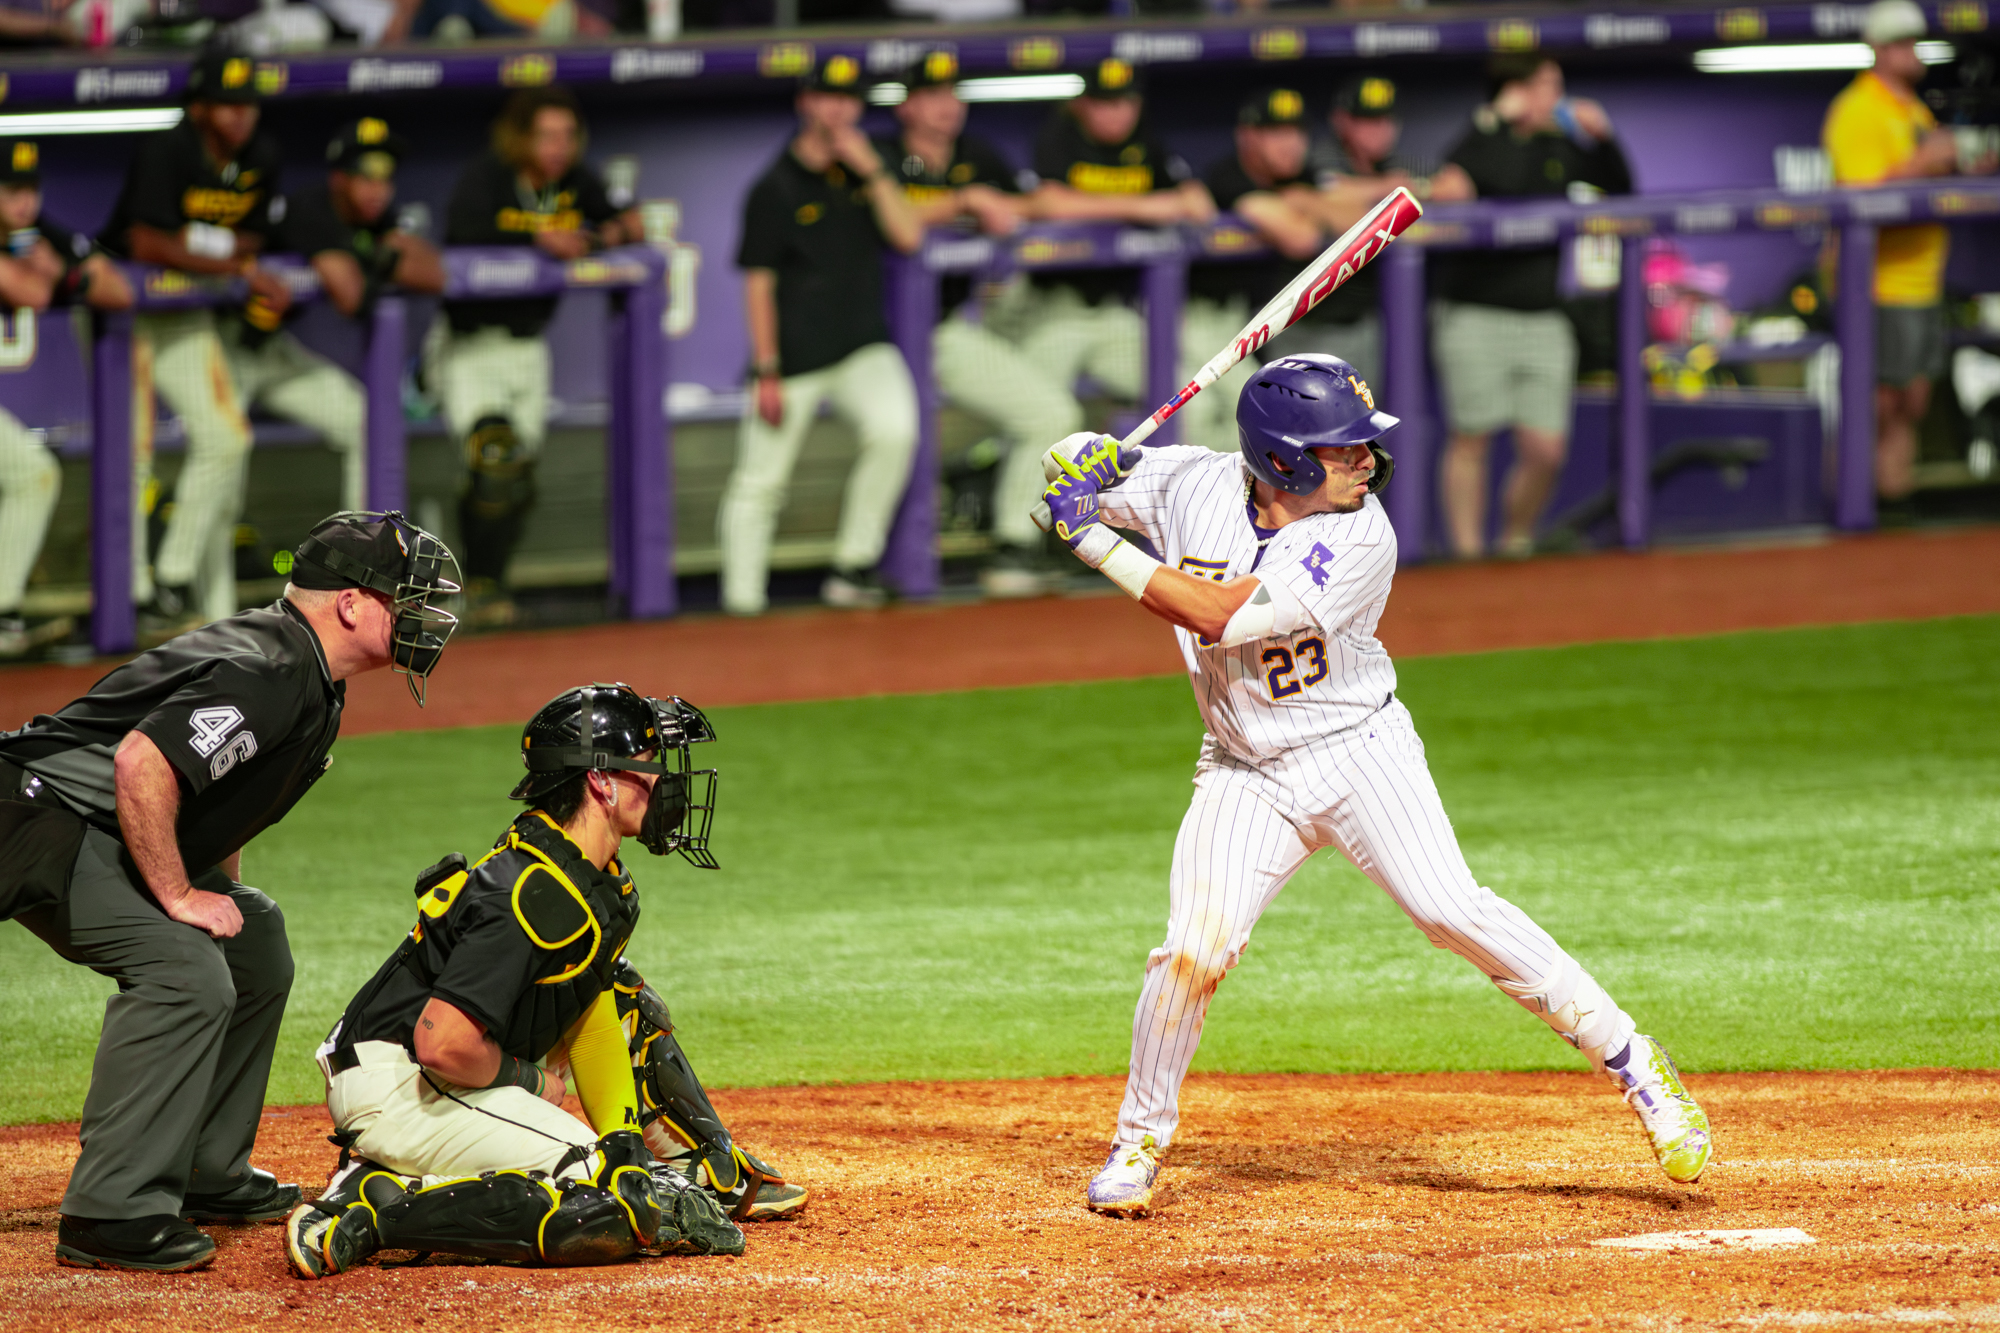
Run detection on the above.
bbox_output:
[1031,186,1424,530]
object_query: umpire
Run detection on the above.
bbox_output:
[0,510,459,1273]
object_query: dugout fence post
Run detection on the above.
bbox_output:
[1834,219,1878,531]
[1616,236,1651,550]
[1141,246,1186,449]
[89,310,136,655]
[1380,242,1428,563]
[606,251,676,618]
[880,248,943,599]
[364,296,407,513]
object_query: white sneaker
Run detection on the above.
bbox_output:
[1607,1034,1713,1184]
[1086,1135,1161,1216]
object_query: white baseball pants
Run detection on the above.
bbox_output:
[223,328,367,512]
[131,311,255,614]
[930,314,1082,548]
[717,341,918,615]
[326,1040,595,1182]
[426,324,552,454]
[1112,699,1635,1152]
[0,405,58,614]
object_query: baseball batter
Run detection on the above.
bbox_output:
[1034,354,1712,1216]
[98,51,293,637]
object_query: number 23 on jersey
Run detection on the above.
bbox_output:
[1262,637,1328,700]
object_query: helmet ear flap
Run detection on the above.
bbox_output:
[1367,443,1395,495]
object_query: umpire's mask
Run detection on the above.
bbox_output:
[291,510,461,707]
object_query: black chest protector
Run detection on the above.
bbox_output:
[406,811,641,1061]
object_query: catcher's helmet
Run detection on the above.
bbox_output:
[1236,353,1399,498]
[510,683,720,867]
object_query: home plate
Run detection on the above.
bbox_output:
[1592,1228,1817,1252]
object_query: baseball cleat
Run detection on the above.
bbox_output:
[1086,1135,1161,1216]
[741,1179,810,1221]
[282,1204,337,1279]
[1608,1034,1712,1184]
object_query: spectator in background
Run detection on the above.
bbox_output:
[436,87,638,629]
[1428,54,1632,559]
[718,54,922,616]
[1183,88,1326,452]
[0,139,131,660]
[98,50,292,640]
[874,52,1082,599]
[224,118,444,515]
[1284,74,1425,387]
[1824,0,1996,515]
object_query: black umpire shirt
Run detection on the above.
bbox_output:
[0,601,344,875]
[1030,110,1193,306]
[97,118,283,259]
[1189,155,1310,316]
[876,132,1022,317]
[736,150,892,378]
[1435,109,1632,311]
[443,151,620,338]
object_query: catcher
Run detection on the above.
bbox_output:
[284,684,804,1278]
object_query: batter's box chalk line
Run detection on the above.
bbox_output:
[1592,1228,1817,1252]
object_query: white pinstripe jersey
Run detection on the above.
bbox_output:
[1097,446,1399,762]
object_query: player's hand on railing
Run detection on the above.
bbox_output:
[533,229,594,260]
[959,184,1022,237]
[245,265,293,315]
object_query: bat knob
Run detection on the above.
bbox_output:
[1029,500,1053,534]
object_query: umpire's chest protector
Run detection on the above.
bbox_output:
[416,811,641,1061]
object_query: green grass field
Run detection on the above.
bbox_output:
[3,616,1996,1126]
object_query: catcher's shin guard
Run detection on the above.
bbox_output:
[614,961,808,1222]
[286,1160,408,1278]
[457,414,536,582]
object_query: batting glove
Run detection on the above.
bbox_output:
[1039,468,1104,548]
[1040,432,1142,488]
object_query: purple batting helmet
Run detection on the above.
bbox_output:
[1236,353,1399,497]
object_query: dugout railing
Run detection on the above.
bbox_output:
[81,246,668,654]
[876,178,2000,595]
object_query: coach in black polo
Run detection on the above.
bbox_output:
[0,511,457,1273]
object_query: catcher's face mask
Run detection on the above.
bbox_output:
[633,696,718,867]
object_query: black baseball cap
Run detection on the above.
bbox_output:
[1334,75,1399,119]
[327,117,409,181]
[288,511,426,593]
[0,140,40,187]
[802,53,866,97]
[901,49,960,91]
[1239,87,1307,128]
[185,49,261,106]
[1080,56,1143,99]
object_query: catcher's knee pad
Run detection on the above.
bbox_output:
[457,414,537,581]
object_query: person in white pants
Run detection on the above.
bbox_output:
[0,137,134,658]
[1031,353,1713,1219]
[719,54,924,616]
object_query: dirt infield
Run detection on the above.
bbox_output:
[2,1070,1994,1332]
[3,525,1998,735]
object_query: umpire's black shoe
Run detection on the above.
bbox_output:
[56,1214,217,1272]
[182,1168,303,1224]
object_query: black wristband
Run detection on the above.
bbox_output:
[484,1054,544,1095]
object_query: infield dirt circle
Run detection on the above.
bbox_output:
[2,531,1997,1330]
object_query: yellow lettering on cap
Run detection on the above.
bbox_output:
[1098,57,1133,90]
[1361,77,1394,110]
[358,117,388,144]
[1269,88,1302,121]
[825,54,859,85]
[12,142,35,172]
[924,50,957,81]
[223,57,251,88]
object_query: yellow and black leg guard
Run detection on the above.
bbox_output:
[615,960,809,1222]
[457,414,536,582]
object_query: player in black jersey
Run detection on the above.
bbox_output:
[717,54,924,617]
[0,138,132,660]
[0,511,458,1273]
[436,87,640,630]
[282,685,776,1280]
[224,117,445,514]
[98,50,295,640]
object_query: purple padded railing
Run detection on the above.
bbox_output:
[88,244,668,653]
[879,179,2000,592]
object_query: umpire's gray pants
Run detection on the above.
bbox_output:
[17,827,293,1219]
